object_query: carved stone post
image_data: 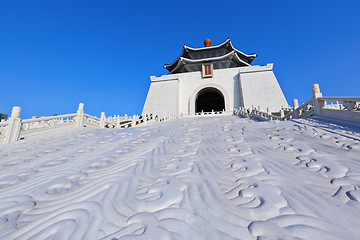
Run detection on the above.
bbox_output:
[312,84,324,116]
[292,99,299,119]
[132,115,136,127]
[292,99,299,109]
[280,109,285,119]
[266,107,269,120]
[115,115,120,127]
[11,106,21,118]
[336,101,341,109]
[100,112,105,128]
[76,103,84,127]
[5,106,22,143]
[143,114,148,124]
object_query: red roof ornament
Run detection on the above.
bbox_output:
[204,39,211,47]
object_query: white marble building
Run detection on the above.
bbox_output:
[142,39,288,117]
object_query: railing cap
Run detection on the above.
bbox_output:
[11,106,21,118]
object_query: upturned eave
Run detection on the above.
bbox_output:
[164,39,257,73]
[168,50,251,74]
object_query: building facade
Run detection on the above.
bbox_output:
[142,39,288,117]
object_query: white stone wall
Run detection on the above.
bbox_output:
[239,64,289,112]
[142,64,288,117]
[142,77,179,118]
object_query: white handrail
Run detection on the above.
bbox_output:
[21,113,77,123]
[1,103,173,144]
[83,113,100,121]
[318,97,360,102]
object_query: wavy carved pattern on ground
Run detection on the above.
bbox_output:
[0,116,360,239]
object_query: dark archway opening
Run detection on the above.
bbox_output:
[195,88,225,113]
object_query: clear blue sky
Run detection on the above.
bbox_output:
[1,0,359,118]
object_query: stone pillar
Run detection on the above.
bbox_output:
[76,103,84,127]
[292,99,299,119]
[336,101,340,109]
[100,112,105,128]
[132,115,137,127]
[312,84,321,96]
[312,84,324,116]
[116,115,120,127]
[265,107,269,120]
[11,107,21,118]
[292,99,299,109]
[5,106,22,143]
[280,109,285,119]
[144,114,148,124]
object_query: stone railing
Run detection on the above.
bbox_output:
[194,110,231,116]
[234,83,359,124]
[19,113,78,140]
[234,107,281,121]
[315,96,360,123]
[283,84,360,123]
[0,103,165,144]
[0,121,10,144]
[282,99,315,120]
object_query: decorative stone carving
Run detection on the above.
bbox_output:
[343,101,359,111]
[0,125,8,137]
[292,99,299,109]
[22,123,30,131]
[11,106,21,118]
[78,103,84,111]
[312,84,320,95]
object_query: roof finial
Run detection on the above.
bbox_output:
[204,39,211,47]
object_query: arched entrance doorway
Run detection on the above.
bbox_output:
[195,88,225,113]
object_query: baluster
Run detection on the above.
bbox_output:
[76,103,84,127]
[100,112,106,128]
[5,106,22,143]
[292,99,299,119]
[312,84,323,116]
[116,115,120,127]
[280,109,285,119]
[132,115,136,126]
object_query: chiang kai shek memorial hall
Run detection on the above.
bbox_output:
[142,39,289,118]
